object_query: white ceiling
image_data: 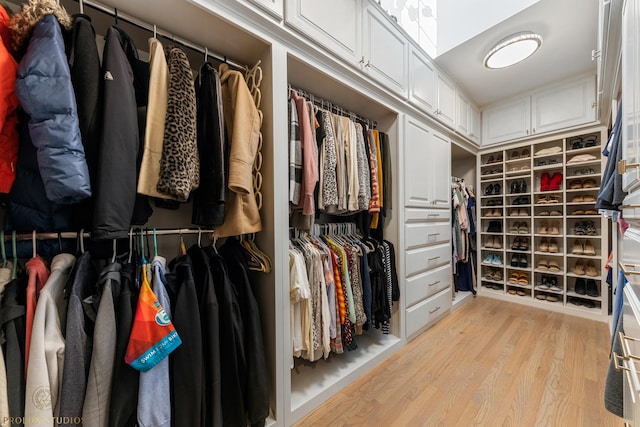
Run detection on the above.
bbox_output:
[434,0,599,108]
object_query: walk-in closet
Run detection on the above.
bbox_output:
[0,0,635,425]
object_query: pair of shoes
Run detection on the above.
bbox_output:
[571,208,599,215]
[572,168,596,176]
[511,148,531,159]
[538,221,560,235]
[536,293,560,302]
[513,196,531,205]
[485,154,504,164]
[483,254,503,265]
[539,238,559,253]
[510,221,529,234]
[484,236,502,249]
[573,260,599,276]
[482,168,503,175]
[487,220,503,233]
[574,221,597,236]
[509,208,529,216]
[537,259,561,272]
[485,208,502,217]
[510,254,528,268]
[575,278,599,296]
[510,180,528,194]
[484,183,502,195]
[572,239,596,255]
[535,146,562,156]
[508,272,529,285]
[568,179,597,189]
[485,268,503,281]
[537,275,561,291]
[538,210,562,216]
[511,237,529,251]
[571,194,597,203]
[486,199,503,206]
[536,195,561,204]
[540,172,563,191]
[568,297,597,308]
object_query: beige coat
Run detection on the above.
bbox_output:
[137,38,178,200]
[214,64,262,237]
[24,254,75,427]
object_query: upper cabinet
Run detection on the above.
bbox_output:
[435,72,456,127]
[455,91,481,145]
[482,96,531,145]
[482,75,597,146]
[621,0,640,192]
[361,2,409,95]
[284,0,362,63]
[408,45,436,113]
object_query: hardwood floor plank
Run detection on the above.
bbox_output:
[294,297,622,426]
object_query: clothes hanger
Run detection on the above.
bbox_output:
[127,227,135,264]
[79,0,84,14]
[197,227,203,248]
[111,239,118,264]
[32,230,37,259]
[178,230,187,257]
[1,231,6,268]
[11,231,18,280]
[153,228,159,258]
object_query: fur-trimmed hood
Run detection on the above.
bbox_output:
[9,0,71,51]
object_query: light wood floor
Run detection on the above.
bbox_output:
[295,296,622,427]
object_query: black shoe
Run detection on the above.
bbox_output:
[518,237,529,251]
[511,181,519,194]
[484,184,494,196]
[493,183,501,195]
[586,279,599,297]
[519,255,528,268]
[511,254,519,267]
[520,180,527,193]
[575,278,586,295]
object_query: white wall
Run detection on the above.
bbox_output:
[437,0,539,56]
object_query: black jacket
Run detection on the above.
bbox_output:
[204,247,247,427]
[0,277,27,426]
[220,238,270,427]
[166,255,203,427]
[58,252,98,426]
[187,244,223,426]
[108,262,139,427]
[65,14,102,230]
[93,26,151,239]
[192,62,226,226]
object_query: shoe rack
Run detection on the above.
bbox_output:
[477,127,609,320]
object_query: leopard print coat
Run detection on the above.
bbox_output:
[157,46,200,201]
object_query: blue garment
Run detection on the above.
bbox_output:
[14,15,91,204]
[137,257,171,427]
[612,269,627,340]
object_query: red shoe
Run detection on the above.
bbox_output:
[549,172,563,191]
[540,172,550,191]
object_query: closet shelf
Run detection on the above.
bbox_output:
[533,251,564,257]
[566,273,602,280]
[567,253,602,259]
[533,164,563,171]
[566,188,601,193]
[566,173,601,179]
[566,291,603,301]
[566,146,602,156]
[566,234,601,239]
[566,215,601,219]
[533,287,565,295]
[565,160,601,167]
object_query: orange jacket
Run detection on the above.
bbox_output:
[0,5,18,195]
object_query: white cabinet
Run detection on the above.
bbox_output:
[531,75,597,135]
[622,0,640,192]
[455,91,481,145]
[408,45,436,114]
[361,2,409,95]
[241,0,283,18]
[435,71,456,127]
[404,116,451,209]
[482,75,597,146]
[284,0,361,63]
[482,96,531,145]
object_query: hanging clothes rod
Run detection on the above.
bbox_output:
[73,0,246,70]
[2,228,216,241]
[288,84,378,129]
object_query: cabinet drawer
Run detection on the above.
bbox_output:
[405,243,450,277]
[406,288,451,338]
[404,222,450,250]
[405,208,450,223]
[406,264,452,306]
[623,190,640,221]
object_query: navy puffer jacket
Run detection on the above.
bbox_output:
[15,14,91,204]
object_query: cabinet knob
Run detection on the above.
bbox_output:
[365,60,371,67]
[533,128,536,133]
[526,129,529,135]
[428,256,440,262]
[613,351,629,371]
[359,56,365,64]
[428,280,440,287]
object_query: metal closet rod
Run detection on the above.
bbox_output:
[288,84,378,129]
[3,228,216,241]
[73,0,246,70]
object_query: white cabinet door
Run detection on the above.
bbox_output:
[430,130,451,209]
[362,3,409,95]
[622,0,640,191]
[436,71,456,127]
[482,96,531,145]
[469,104,481,144]
[531,75,597,135]
[456,92,469,135]
[404,116,433,208]
[285,0,361,63]
[241,0,283,18]
[408,45,436,114]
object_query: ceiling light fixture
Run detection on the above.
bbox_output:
[483,32,543,69]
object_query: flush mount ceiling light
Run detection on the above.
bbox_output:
[483,32,543,69]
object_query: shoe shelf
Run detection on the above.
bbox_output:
[477,127,609,321]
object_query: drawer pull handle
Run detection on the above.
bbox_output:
[619,262,640,276]
[428,280,440,287]
[428,256,440,262]
[618,159,640,174]
[613,351,629,371]
[427,214,439,217]
[428,233,440,238]
[429,306,441,314]
[619,331,640,360]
